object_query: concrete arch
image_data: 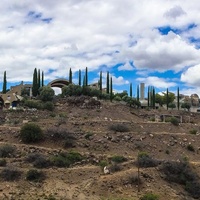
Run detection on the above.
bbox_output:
[47,78,71,88]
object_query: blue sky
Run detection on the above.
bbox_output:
[1,0,200,96]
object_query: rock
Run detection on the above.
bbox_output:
[149,134,154,138]
[183,138,188,142]
[103,166,110,174]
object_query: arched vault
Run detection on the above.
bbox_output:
[47,79,71,88]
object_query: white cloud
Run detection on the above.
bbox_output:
[181,64,200,86]
[118,62,134,71]
[0,0,200,93]
[136,76,177,88]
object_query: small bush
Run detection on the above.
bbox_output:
[26,169,45,182]
[110,155,127,163]
[20,123,44,143]
[0,167,22,181]
[170,117,179,126]
[84,132,93,140]
[140,193,159,200]
[127,174,141,185]
[0,144,16,158]
[109,124,129,132]
[0,159,6,166]
[63,139,76,148]
[109,163,122,173]
[99,160,108,169]
[189,129,198,135]
[26,153,51,168]
[187,144,195,152]
[137,152,159,168]
[50,151,83,168]
[43,101,54,111]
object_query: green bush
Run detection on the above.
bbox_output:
[137,152,159,168]
[39,86,55,102]
[0,144,16,158]
[0,159,6,166]
[20,123,44,143]
[189,129,198,135]
[24,100,42,109]
[26,169,45,182]
[110,155,127,163]
[0,167,22,181]
[84,132,93,140]
[170,117,179,126]
[50,151,83,168]
[187,144,195,152]
[99,160,108,169]
[43,101,54,111]
[140,193,159,200]
[160,161,200,198]
[109,124,129,132]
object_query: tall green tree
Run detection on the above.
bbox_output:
[106,71,109,94]
[110,77,113,102]
[147,86,150,108]
[32,68,38,97]
[177,87,180,110]
[42,71,44,87]
[85,67,88,86]
[69,68,72,84]
[83,75,86,87]
[99,71,102,93]
[166,88,169,110]
[78,69,81,86]
[152,87,155,109]
[137,85,139,102]
[38,69,41,89]
[2,71,7,94]
[130,83,132,97]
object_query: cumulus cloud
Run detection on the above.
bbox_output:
[164,6,186,19]
[181,64,200,85]
[118,62,134,71]
[136,76,177,88]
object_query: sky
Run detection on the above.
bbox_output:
[1,0,200,96]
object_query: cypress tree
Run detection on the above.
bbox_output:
[32,68,38,97]
[85,67,88,86]
[78,69,81,86]
[147,86,150,108]
[137,85,139,102]
[69,68,72,84]
[99,71,102,93]
[38,69,41,89]
[130,83,132,97]
[106,71,109,94]
[83,75,86,87]
[42,71,44,87]
[177,87,180,110]
[110,77,113,102]
[2,71,7,94]
[152,87,155,109]
[166,88,169,110]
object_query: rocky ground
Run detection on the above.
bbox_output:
[0,100,200,200]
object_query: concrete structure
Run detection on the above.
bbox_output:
[140,83,145,100]
[47,79,70,88]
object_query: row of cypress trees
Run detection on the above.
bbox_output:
[32,68,44,97]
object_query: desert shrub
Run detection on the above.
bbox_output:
[49,113,56,117]
[160,161,200,198]
[99,160,108,169]
[24,100,42,109]
[84,132,93,140]
[189,129,198,135]
[170,117,179,126]
[26,169,45,182]
[20,123,44,143]
[50,151,83,168]
[46,127,76,141]
[110,155,127,163]
[0,159,6,166]
[109,163,122,173]
[187,144,195,152]
[43,101,54,111]
[0,144,16,158]
[109,123,129,132]
[39,86,55,102]
[0,167,22,181]
[26,153,51,168]
[140,193,159,200]
[113,96,122,101]
[127,174,141,185]
[63,139,76,148]
[137,152,159,168]
[165,150,170,154]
